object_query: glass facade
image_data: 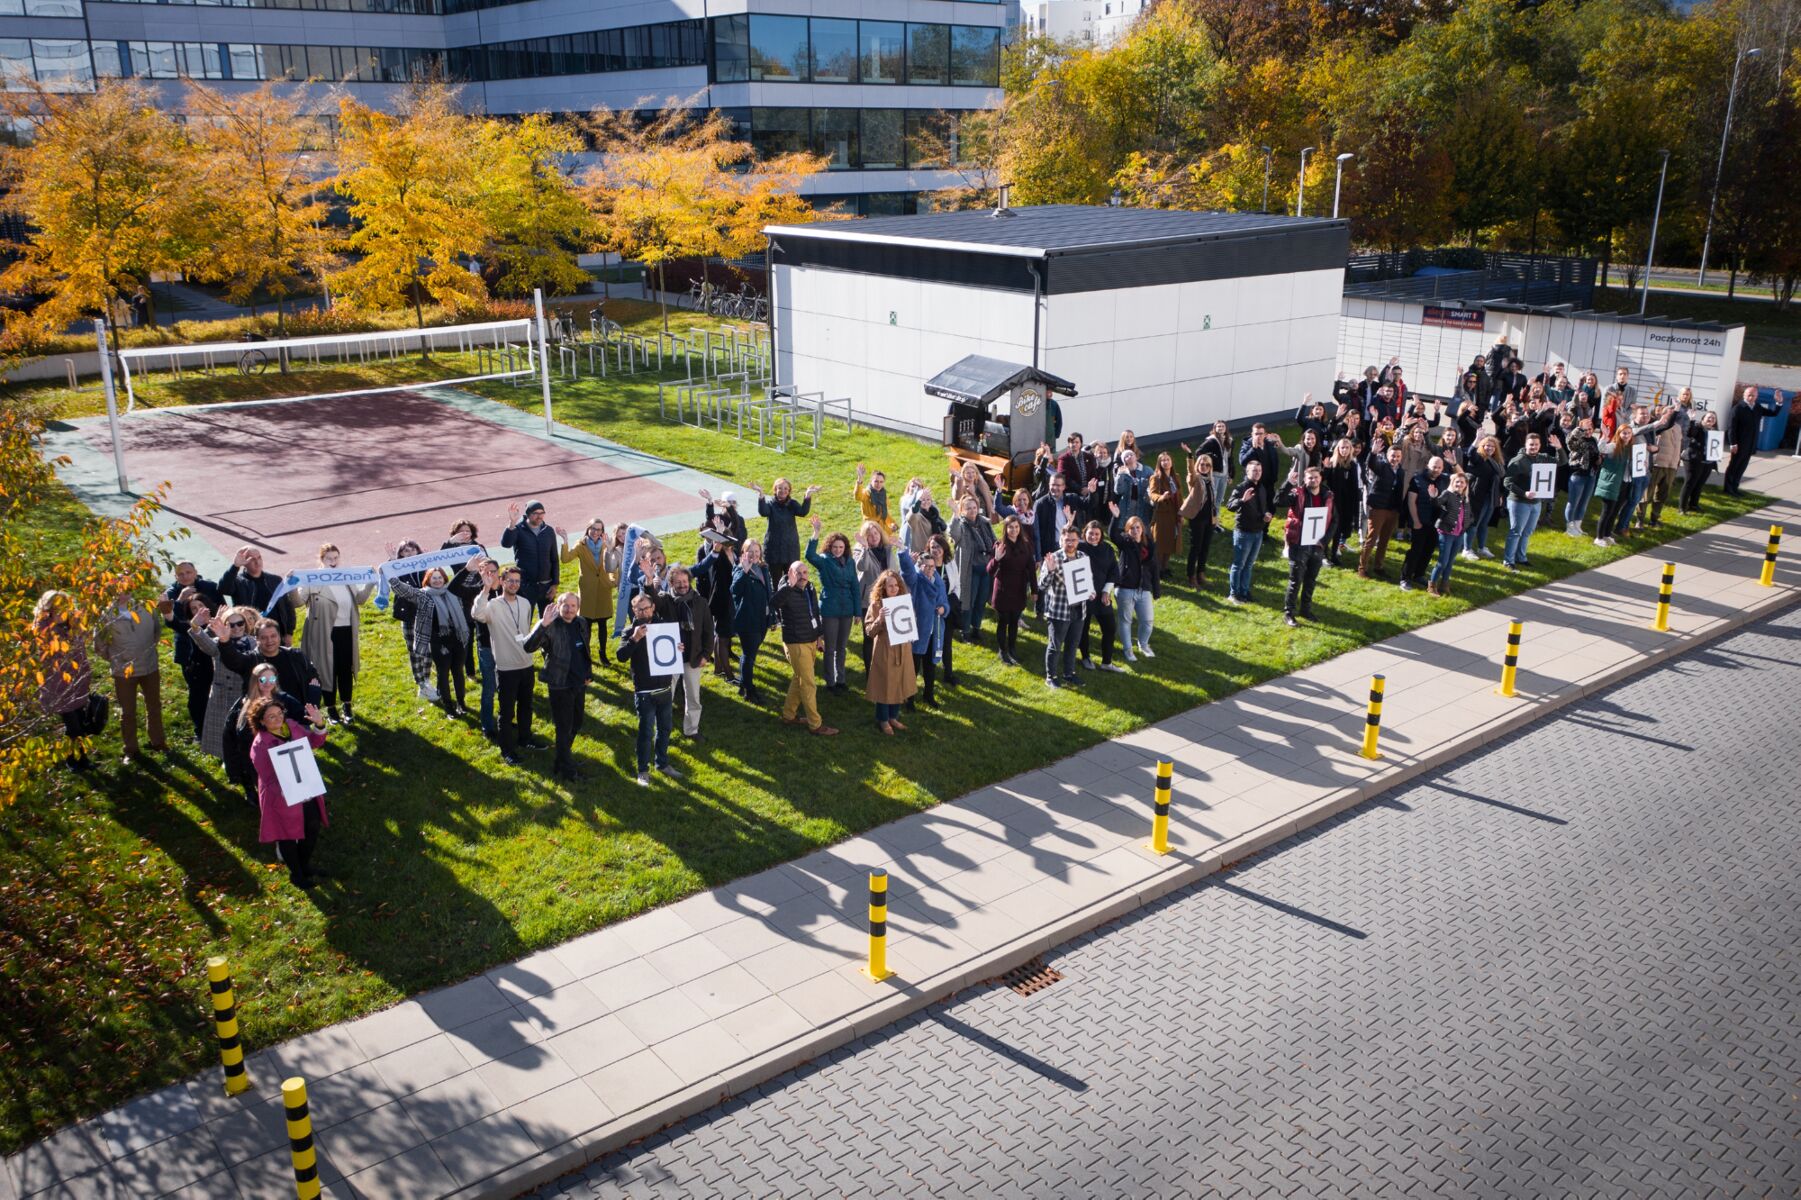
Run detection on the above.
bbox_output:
[734,107,982,171]
[713,16,999,87]
[2,37,94,90]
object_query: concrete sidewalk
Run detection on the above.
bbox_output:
[7,456,1800,1200]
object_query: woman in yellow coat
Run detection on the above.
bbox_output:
[557,517,616,646]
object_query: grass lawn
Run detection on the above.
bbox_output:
[0,298,1773,1153]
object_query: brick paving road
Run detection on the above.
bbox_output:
[535,606,1801,1199]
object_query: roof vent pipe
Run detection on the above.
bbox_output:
[992,183,1015,218]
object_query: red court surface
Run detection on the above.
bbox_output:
[84,392,703,570]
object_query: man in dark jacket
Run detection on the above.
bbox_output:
[220,547,295,642]
[165,561,222,733]
[524,591,591,782]
[1237,423,1283,511]
[220,616,321,707]
[1224,459,1269,604]
[1724,385,1762,495]
[754,478,819,581]
[1056,432,1096,494]
[1033,475,1090,559]
[1283,465,1334,626]
[1400,457,1446,590]
[665,565,714,739]
[501,500,560,615]
[1359,444,1406,579]
[771,562,837,736]
[1502,433,1557,569]
[616,591,681,786]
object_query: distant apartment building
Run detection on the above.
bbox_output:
[1021,0,1147,45]
[0,0,1011,214]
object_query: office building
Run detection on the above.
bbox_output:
[0,0,1010,213]
[1021,0,1146,46]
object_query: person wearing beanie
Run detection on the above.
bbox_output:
[500,499,560,615]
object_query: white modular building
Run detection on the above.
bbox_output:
[765,204,1350,443]
[1339,296,1746,419]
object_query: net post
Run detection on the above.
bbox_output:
[95,318,129,495]
[533,288,555,436]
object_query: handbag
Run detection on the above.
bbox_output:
[74,693,110,737]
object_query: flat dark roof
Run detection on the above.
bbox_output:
[1483,301,1740,333]
[765,204,1351,297]
[765,204,1343,257]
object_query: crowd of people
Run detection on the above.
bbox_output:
[31,342,1766,889]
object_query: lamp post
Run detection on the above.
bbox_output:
[1296,147,1314,217]
[1332,151,1355,219]
[1260,145,1273,213]
[1641,149,1671,316]
[1699,45,1760,287]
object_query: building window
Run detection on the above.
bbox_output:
[813,107,857,169]
[712,14,749,82]
[950,26,1000,87]
[809,18,857,84]
[748,15,808,82]
[861,109,903,169]
[906,24,948,86]
[0,40,32,90]
[905,110,954,168]
[750,107,809,159]
[24,0,85,15]
[29,38,93,91]
[859,21,904,85]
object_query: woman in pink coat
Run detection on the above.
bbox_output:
[246,695,330,890]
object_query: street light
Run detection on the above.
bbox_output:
[1332,151,1355,219]
[1259,145,1273,213]
[1296,147,1314,217]
[1642,149,1671,316]
[1699,45,1761,286]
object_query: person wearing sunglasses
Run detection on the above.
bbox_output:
[224,665,305,810]
[189,605,261,763]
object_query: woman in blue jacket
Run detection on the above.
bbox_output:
[899,545,946,710]
[729,539,774,703]
[805,516,861,694]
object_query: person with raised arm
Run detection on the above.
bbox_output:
[523,591,591,782]
[499,500,559,616]
[852,464,899,535]
[754,477,821,582]
[294,542,375,726]
[246,695,331,890]
[772,560,838,736]
[556,516,615,651]
[472,562,540,767]
[863,567,916,735]
[729,538,775,704]
[806,516,860,693]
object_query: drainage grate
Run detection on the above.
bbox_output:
[1000,956,1063,996]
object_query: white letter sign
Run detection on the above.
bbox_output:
[1061,555,1096,603]
[1631,442,1649,479]
[1706,429,1724,463]
[882,594,917,642]
[1299,507,1329,546]
[271,740,325,807]
[1528,462,1557,500]
[644,622,681,677]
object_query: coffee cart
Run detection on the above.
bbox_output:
[927,355,1078,495]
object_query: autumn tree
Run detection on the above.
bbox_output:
[331,83,487,328]
[475,113,592,298]
[0,399,170,808]
[0,80,196,355]
[582,100,825,331]
[182,82,336,334]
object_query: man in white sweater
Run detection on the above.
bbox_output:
[472,563,541,766]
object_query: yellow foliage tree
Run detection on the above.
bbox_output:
[582,100,826,331]
[331,83,488,329]
[0,399,170,808]
[0,80,196,355]
[182,81,336,334]
[475,113,593,298]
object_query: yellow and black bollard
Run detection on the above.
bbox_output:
[1760,524,1782,587]
[1360,674,1385,760]
[1148,760,1173,855]
[865,870,892,982]
[1497,619,1523,698]
[207,956,251,1097]
[1652,562,1675,631]
[283,1077,321,1200]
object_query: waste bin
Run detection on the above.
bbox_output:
[1753,387,1789,452]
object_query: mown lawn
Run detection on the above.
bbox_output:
[0,298,1773,1153]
